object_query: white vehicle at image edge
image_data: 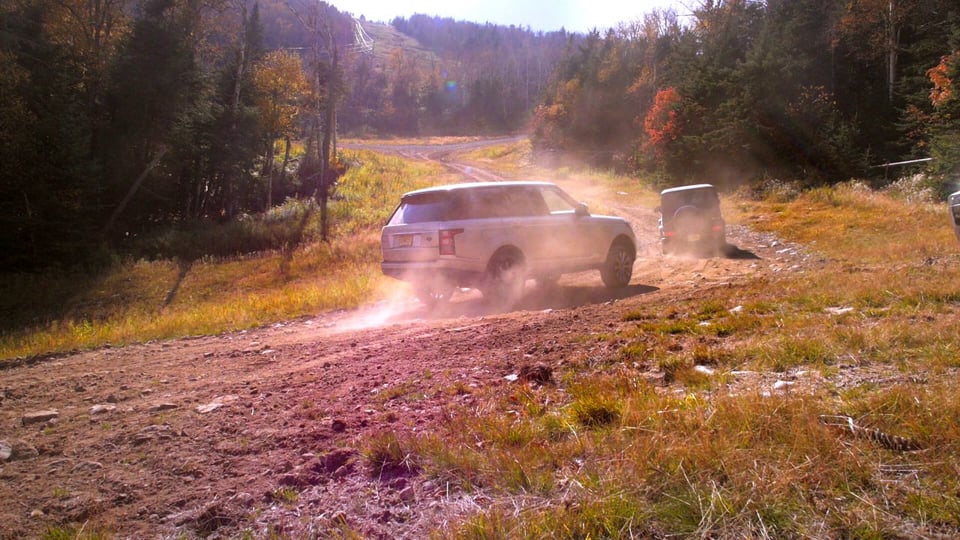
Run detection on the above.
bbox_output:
[951,190,960,241]
[381,181,638,306]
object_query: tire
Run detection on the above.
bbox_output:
[415,282,455,307]
[601,241,635,288]
[673,205,708,239]
[483,249,526,306]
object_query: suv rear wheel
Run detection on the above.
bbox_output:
[483,249,526,306]
[601,241,634,288]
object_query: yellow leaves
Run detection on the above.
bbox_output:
[251,50,309,134]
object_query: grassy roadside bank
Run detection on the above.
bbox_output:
[0,151,451,361]
[362,145,960,537]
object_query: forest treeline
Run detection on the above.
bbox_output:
[532,0,960,188]
[1,0,959,272]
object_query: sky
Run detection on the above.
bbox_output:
[337,0,685,34]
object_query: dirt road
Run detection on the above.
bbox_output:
[0,146,809,539]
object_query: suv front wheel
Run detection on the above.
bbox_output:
[601,241,635,288]
[415,282,455,307]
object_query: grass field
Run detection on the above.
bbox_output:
[5,140,960,538]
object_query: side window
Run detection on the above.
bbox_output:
[461,188,548,218]
[502,188,548,217]
[462,189,502,218]
[541,187,577,214]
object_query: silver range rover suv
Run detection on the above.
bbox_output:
[381,181,637,306]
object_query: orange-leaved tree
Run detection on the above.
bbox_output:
[642,86,682,160]
[928,51,959,108]
[926,50,960,182]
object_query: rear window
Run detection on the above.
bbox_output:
[661,187,719,218]
[388,192,452,224]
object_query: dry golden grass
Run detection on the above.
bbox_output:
[359,149,960,537]
[0,151,442,360]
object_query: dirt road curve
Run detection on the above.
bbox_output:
[0,145,809,539]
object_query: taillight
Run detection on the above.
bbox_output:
[711,224,723,232]
[439,229,464,255]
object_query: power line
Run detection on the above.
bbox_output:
[351,19,375,55]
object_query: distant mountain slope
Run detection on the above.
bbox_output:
[338,14,570,135]
[357,19,440,67]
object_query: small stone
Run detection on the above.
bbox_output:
[331,419,347,432]
[694,365,715,375]
[21,410,59,426]
[195,403,223,414]
[90,404,116,415]
[2,440,38,461]
[398,486,416,502]
[324,449,356,474]
[773,380,795,390]
[72,461,103,472]
[518,363,553,385]
[148,403,178,413]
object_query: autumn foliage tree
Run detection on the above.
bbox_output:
[251,50,309,207]
[642,86,681,161]
[927,50,960,186]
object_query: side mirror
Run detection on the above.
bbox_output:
[575,202,590,216]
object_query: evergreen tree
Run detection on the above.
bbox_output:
[102,0,202,235]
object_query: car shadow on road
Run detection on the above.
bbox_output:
[668,242,760,261]
[404,283,660,321]
[723,243,761,260]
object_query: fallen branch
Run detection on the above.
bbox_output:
[819,415,922,452]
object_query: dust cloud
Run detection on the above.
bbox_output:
[336,281,419,332]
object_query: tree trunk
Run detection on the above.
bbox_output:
[319,20,338,242]
[101,147,167,237]
[279,135,291,197]
[263,138,276,208]
[886,0,898,102]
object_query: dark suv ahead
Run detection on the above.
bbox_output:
[381,181,637,306]
[658,184,726,256]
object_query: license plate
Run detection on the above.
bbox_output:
[395,234,415,248]
[686,234,701,242]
